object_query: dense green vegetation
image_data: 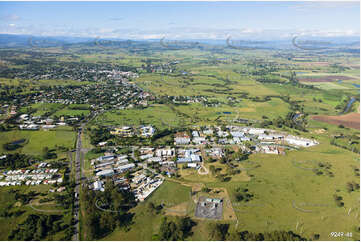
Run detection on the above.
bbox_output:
[80,180,136,240]
[157,216,196,240]
[0,185,73,240]
[0,153,32,169]
[8,214,65,240]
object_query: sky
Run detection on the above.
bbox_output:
[0,1,359,40]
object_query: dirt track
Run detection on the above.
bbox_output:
[311,112,360,130]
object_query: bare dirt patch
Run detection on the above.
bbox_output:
[14,201,22,207]
[312,113,360,130]
[218,188,237,221]
[312,129,327,134]
[165,201,189,216]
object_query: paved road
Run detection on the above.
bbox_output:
[72,123,85,241]
[72,112,99,241]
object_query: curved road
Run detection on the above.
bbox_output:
[28,200,65,213]
[198,162,209,175]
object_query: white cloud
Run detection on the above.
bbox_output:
[1,14,21,22]
[0,24,359,40]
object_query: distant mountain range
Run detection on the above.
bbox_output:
[0,34,359,51]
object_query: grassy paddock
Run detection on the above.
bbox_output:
[0,127,76,157]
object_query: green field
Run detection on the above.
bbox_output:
[93,104,186,130]
[0,126,76,157]
[53,108,90,117]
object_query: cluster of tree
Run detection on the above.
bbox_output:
[113,127,178,147]
[248,96,272,103]
[201,186,211,193]
[39,197,54,203]
[54,191,74,209]
[81,179,135,239]
[333,194,344,207]
[232,150,250,162]
[237,230,309,241]
[312,97,324,103]
[0,209,25,218]
[208,221,309,240]
[346,181,360,193]
[14,190,39,205]
[147,202,164,215]
[234,186,254,203]
[219,148,233,164]
[68,104,90,110]
[352,166,360,177]
[0,123,11,131]
[0,200,25,218]
[256,75,285,84]
[0,153,31,169]
[89,127,113,145]
[8,214,65,240]
[209,165,223,177]
[330,138,360,154]
[4,111,23,124]
[312,162,334,177]
[209,165,216,175]
[90,147,106,154]
[157,216,196,241]
[272,112,307,132]
[151,128,174,142]
[115,136,145,146]
[208,223,230,240]
[226,166,241,176]
[254,71,316,91]
[42,147,57,159]
[49,160,68,169]
[215,174,232,182]
[259,118,274,128]
[288,72,316,89]
[335,98,352,113]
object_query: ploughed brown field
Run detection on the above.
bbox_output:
[299,75,356,82]
[312,112,360,130]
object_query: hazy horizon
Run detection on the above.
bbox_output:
[0,1,360,40]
